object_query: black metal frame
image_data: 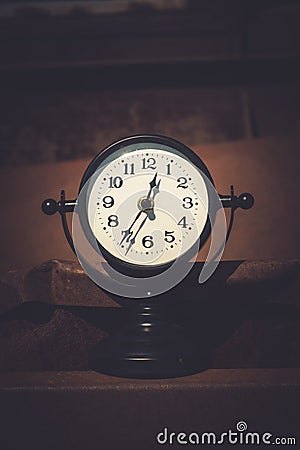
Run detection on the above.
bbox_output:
[42,134,254,276]
[41,134,254,378]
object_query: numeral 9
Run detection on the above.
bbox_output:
[103,196,114,208]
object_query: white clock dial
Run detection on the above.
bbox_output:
[87,148,209,267]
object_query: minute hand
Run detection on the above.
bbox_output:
[125,215,148,256]
[120,209,143,245]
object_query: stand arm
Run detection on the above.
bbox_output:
[220,185,254,210]
[41,190,77,254]
[202,186,254,263]
[41,186,254,258]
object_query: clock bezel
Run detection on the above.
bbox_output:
[78,134,216,277]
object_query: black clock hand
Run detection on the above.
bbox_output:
[123,174,160,247]
[151,178,161,200]
[120,209,143,245]
[147,173,158,200]
[125,215,148,255]
[145,178,161,220]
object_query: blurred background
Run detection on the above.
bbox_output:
[1,0,300,273]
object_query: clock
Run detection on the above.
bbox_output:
[78,134,214,278]
[41,134,254,378]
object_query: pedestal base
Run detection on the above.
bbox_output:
[89,303,206,379]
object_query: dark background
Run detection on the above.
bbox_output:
[0,0,300,272]
[1,0,300,273]
[0,4,299,448]
[1,0,300,165]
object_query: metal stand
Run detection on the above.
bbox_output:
[41,186,254,378]
[89,301,205,378]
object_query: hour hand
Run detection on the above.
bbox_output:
[145,209,155,220]
[149,173,157,189]
[147,173,158,199]
[152,179,161,200]
[146,178,161,220]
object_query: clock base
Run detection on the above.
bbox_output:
[89,302,206,379]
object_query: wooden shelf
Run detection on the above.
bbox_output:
[0,369,299,449]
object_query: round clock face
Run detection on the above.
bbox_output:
[84,137,211,269]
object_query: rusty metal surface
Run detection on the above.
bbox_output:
[227,259,300,307]
[0,259,120,314]
[0,260,299,371]
[227,259,299,285]
[0,369,299,450]
[1,259,299,314]
[0,309,108,371]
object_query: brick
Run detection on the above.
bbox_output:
[0,259,119,315]
[1,259,299,316]
[227,260,300,306]
[0,259,299,371]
